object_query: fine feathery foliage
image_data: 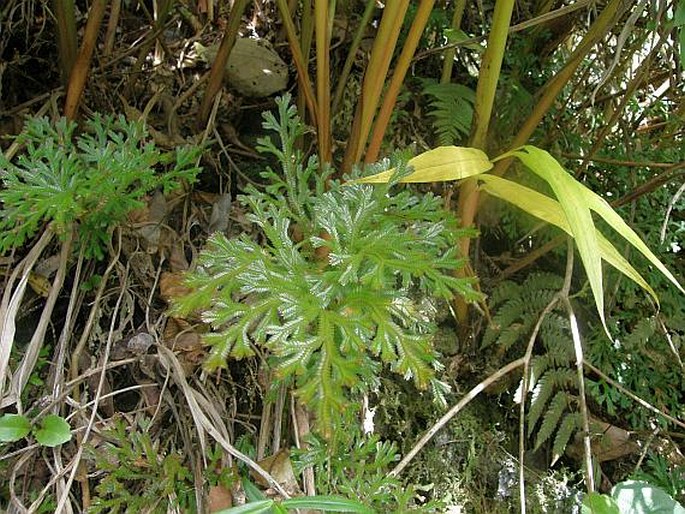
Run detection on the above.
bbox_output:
[0,115,201,258]
[173,95,481,432]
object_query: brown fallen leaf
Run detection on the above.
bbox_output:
[160,272,193,303]
[208,485,233,512]
[565,417,639,463]
[252,449,302,497]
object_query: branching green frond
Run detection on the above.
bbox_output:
[483,272,564,349]
[623,317,656,350]
[484,271,581,453]
[552,412,583,463]
[528,368,576,435]
[488,280,523,308]
[173,96,480,433]
[528,372,553,435]
[0,115,201,258]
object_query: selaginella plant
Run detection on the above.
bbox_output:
[173,95,481,431]
[0,114,201,405]
[0,114,200,259]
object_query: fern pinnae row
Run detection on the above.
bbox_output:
[535,390,570,450]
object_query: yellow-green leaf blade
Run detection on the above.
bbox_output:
[478,174,657,305]
[503,146,605,328]
[595,234,657,304]
[354,146,492,183]
[578,187,685,295]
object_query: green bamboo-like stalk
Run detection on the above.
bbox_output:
[453,0,515,324]
[342,1,410,172]
[440,0,467,83]
[491,0,630,177]
[297,0,314,125]
[467,0,630,280]
[365,0,437,164]
[455,0,630,314]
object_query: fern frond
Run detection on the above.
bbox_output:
[523,272,564,292]
[534,390,570,450]
[623,317,656,350]
[551,412,582,464]
[488,280,523,308]
[420,79,475,145]
[528,373,552,436]
[173,96,481,433]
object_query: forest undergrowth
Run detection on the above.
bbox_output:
[0,1,684,513]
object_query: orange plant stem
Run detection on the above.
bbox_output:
[197,0,249,126]
[277,0,319,130]
[63,0,107,120]
[342,1,409,172]
[365,0,437,164]
[454,0,514,323]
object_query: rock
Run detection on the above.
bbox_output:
[195,38,289,97]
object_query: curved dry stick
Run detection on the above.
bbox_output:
[660,181,685,244]
[389,357,525,478]
[517,297,562,511]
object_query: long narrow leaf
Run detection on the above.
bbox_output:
[213,499,274,514]
[477,174,658,304]
[500,146,683,294]
[354,146,492,183]
[282,495,375,513]
[499,146,606,328]
[577,185,684,295]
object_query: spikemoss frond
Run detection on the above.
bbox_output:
[173,95,481,433]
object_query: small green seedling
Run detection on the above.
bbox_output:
[0,413,71,447]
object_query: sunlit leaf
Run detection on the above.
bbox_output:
[497,146,606,329]
[478,175,658,303]
[612,480,685,514]
[354,146,492,183]
[495,146,684,332]
[581,492,620,514]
